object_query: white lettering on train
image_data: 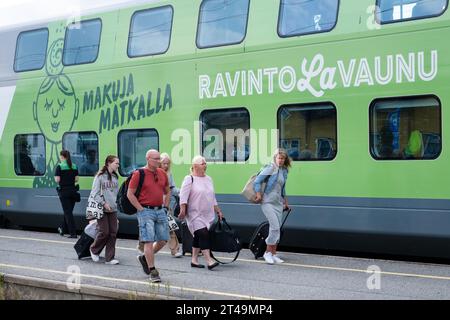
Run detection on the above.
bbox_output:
[199,50,438,99]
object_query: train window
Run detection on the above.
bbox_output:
[118,129,159,176]
[278,103,337,161]
[14,134,46,176]
[376,0,448,24]
[370,96,441,160]
[196,0,250,49]
[278,0,339,37]
[128,6,173,57]
[14,28,49,72]
[63,19,102,66]
[62,132,99,176]
[200,108,250,162]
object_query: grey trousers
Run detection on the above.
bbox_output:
[261,202,283,245]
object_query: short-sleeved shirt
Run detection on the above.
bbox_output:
[55,161,78,188]
[129,167,168,206]
[179,175,218,234]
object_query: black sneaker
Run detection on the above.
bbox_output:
[137,255,150,275]
[150,268,161,283]
[57,227,64,236]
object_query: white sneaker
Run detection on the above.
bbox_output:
[263,252,274,264]
[105,259,119,265]
[173,246,183,258]
[272,255,284,264]
[90,249,99,262]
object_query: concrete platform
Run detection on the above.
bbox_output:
[1,228,450,300]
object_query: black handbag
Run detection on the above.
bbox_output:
[209,218,241,264]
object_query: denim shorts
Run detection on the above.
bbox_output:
[137,208,169,242]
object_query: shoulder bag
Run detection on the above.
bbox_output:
[241,165,271,203]
[86,178,104,220]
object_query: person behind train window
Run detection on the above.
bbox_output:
[378,125,394,158]
[254,148,291,264]
[89,155,120,265]
[55,150,79,238]
[178,155,223,270]
[80,149,98,176]
[127,149,170,283]
[404,130,424,159]
[19,151,36,175]
[18,142,36,175]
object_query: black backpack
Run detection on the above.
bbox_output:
[116,168,145,215]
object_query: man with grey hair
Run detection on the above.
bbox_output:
[127,149,170,282]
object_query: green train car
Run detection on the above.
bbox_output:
[1,0,449,259]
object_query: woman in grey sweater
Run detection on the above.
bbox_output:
[89,155,120,264]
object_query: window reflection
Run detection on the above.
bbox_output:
[201,108,250,162]
[128,6,173,57]
[376,0,447,23]
[278,0,339,37]
[370,96,441,160]
[63,132,99,176]
[279,104,337,161]
[14,28,48,72]
[63,19,101,65]
[14,134,46,176]
[118,129,159,176]
[197,0,250,48]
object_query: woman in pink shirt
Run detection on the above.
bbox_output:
[178,155,223,270]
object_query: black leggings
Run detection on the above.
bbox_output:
[193,227,211,250]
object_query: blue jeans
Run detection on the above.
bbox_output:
[137,208,169,242]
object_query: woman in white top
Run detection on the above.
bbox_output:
[179,155,223,270]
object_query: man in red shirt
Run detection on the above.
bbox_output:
[127,149,170,283]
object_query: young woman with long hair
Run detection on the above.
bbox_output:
[89,155,120,264]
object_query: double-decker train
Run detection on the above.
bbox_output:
[1,0,449,260]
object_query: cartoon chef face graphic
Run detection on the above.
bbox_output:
[33,39,79,143]
[31,37,79,188]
